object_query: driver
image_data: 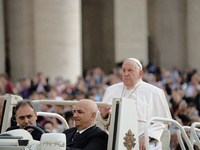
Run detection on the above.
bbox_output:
[6,100,48,140]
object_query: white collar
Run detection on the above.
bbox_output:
[77,125,94,134]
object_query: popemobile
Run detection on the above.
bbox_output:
[0,94,199,150]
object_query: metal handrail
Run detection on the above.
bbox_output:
[177,125,200,150]
[144,117,193,150]
[32,99,112,107]
[190,122,200,148]
[37,112,69,129]
[177,126,191,150]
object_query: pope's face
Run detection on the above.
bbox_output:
[16,105,37,129]
[122,60,143,88]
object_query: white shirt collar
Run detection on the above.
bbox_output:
[77,125,94,134]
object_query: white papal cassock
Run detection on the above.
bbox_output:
[99,79,172,144]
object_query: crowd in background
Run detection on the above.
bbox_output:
[0,63,200,149]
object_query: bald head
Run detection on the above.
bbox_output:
[73,99,98,130]
[78,99,98,114]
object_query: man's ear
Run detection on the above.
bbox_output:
[35,112,38,118]
[139,70,143,77]
[91,112,96,120]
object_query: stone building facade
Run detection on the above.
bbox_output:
[0,0,200,84]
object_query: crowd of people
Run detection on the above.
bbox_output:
[0,62,200,149]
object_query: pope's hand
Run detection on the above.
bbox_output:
[99,106,111,119]
[139,136,146,150]
[139,136,151,150]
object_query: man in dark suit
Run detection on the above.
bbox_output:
[63,99,108,150]
[6,100,48,140]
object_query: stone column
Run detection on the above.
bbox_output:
[82,0,115,74]
[187,0,200,71]
[5,0,35,81]
[0,0,5,73]
[6,0,81,84]
[114,0,148,66]
[148,0,187,70]
[34,0,82,84]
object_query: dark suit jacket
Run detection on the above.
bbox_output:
[63,125,108,150]
[6,124,48,141]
